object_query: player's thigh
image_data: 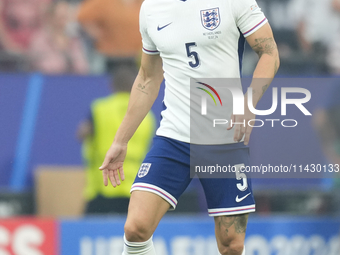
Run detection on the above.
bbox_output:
[125,136,191,241]
[214,214,248,254]
[124,190,170,242]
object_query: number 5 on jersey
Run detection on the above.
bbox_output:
[185,42,200,68]
[235,163,248,191]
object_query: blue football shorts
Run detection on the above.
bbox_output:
[131,135,255,216]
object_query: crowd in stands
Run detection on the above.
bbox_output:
[0,0,340,75]
[290,0,340,75]
[0,0,143,74]
[0,0,84,73]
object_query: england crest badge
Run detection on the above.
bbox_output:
[201,7,220,31]
[138,163,151,178]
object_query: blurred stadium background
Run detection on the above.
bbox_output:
[0,0,339,254]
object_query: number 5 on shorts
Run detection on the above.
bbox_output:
[235,164,248,191]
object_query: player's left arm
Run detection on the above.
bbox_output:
[229,22,280,145]
[246,22,280,105]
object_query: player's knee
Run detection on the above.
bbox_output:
[217,238,244,255]
[124,220,152,242]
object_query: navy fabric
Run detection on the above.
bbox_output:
[133,136,255,213]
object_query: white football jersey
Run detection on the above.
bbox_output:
[140,0,267,144]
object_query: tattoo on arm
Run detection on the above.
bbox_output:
[217,214,248,236]
[251,37,277,58]
[251,84,269,101]
[262,84,269,96]
[256,84,270,101]
[136,83,149,95]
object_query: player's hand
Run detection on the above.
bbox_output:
[227,98,255,146]
[99,142,127,187]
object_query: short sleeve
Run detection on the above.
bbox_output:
[232,0,268,37]
[140,3,159,55]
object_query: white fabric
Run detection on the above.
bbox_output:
[140,0,267,144]
[131,183,178,209]
[123,235,157,255]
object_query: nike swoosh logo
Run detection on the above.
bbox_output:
[235,193,251,203]
[157,22,172,31]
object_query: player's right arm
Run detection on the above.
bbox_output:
[99,52,163,187]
